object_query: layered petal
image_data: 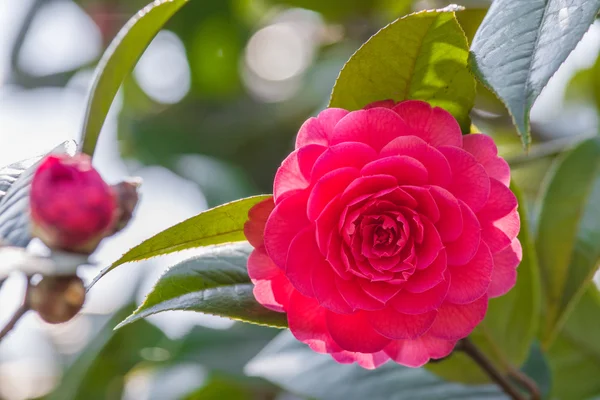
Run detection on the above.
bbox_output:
[296,108,349,148]
[326,310,391,352]
[330,107,412,151]
[392,100,462,147]
[428,296,488,340]
[462,133,510,186]
[488,238,522,297]
[264,191,310,268]
[368,306,437,340]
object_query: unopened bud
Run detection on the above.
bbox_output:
[29,154,118,254]
[29,276,85,324]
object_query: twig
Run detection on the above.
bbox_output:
[457,338,526,400]
[0,279,31,343]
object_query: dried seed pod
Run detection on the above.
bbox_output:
[29,276,85,324]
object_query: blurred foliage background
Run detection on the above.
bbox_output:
[0,0,598,399]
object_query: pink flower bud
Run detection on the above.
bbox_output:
[30,154,117,253]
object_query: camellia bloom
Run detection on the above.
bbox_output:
[30,154,117,253]
[245,99,521,369]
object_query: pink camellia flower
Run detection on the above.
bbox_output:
[245,99,521,369]
[30,154,117,253]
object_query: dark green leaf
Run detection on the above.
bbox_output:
[469,0,600,148]
[245,331,506,400]
[427,181,540,383]
[80,0,189,156]
[117,242,288,329]
[183,375,253,400]
[547,285,600,399]
[0,141,76,247]
[535,138,600,347]
[329,6,476,132]
[42,305,173,400]
[519,342,551,399]
[91,195,271,286]
[172,323,279,375]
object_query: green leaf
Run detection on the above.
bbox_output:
[42,305,173,400]
[183,375,254,400]
[519,342,552,399]
[117,242,288,329]
[245,331,506,400]
[172,323,279,375]
[80,0,189,156]
[329,6,476,132]
[427,181,540,383]
[91,195,270,286]
[547,285,600,399]
[469,0,600,148]
[535,138,600,347]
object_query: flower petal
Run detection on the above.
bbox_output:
[335,276,385,310]
[445,201,481,266]
[488,238,522,298]
[288,291,341,353]
[248,247,278,280]
[330,108,412,151]
[244,198,275,248]
[249,248,293,312]
[384,334,456,367]
[404,250,448,293]
[477,178,518,221]
[403,186,440,223]
[438,146,490,213]
[253,273,293,312]
[428,296,488,340]
[311,142,378,181]
[415,217,443,269]
[312,256,354,314]
[392,100,462,147]
[361,156,428,186]
[264,191,310,269]
[367,306,437,340]
[326,310,391,352]
[360,280,403,303]
[481,209,520,253]
[308,167,359,220]
[430,186,463,243]
[446,242,493,304]
[462,133,510,187]
[286,227,320,297]
[341,174,399,204]
[389,271,450,314]
[380,136,452,186]
[296,108,349,148]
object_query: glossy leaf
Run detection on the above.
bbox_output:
[91,195,271,286]
[0,141,76,247]
[427,182,540,383]
[547,285,600,399]
[80,0,189,156]
[245,331,506,400]
[329,6,476,132]
[470,0,600,148]
[536,138,600,347]
[117,242,288,329]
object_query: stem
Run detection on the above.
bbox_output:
[457,338,526,400]
[0,279,31,343]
